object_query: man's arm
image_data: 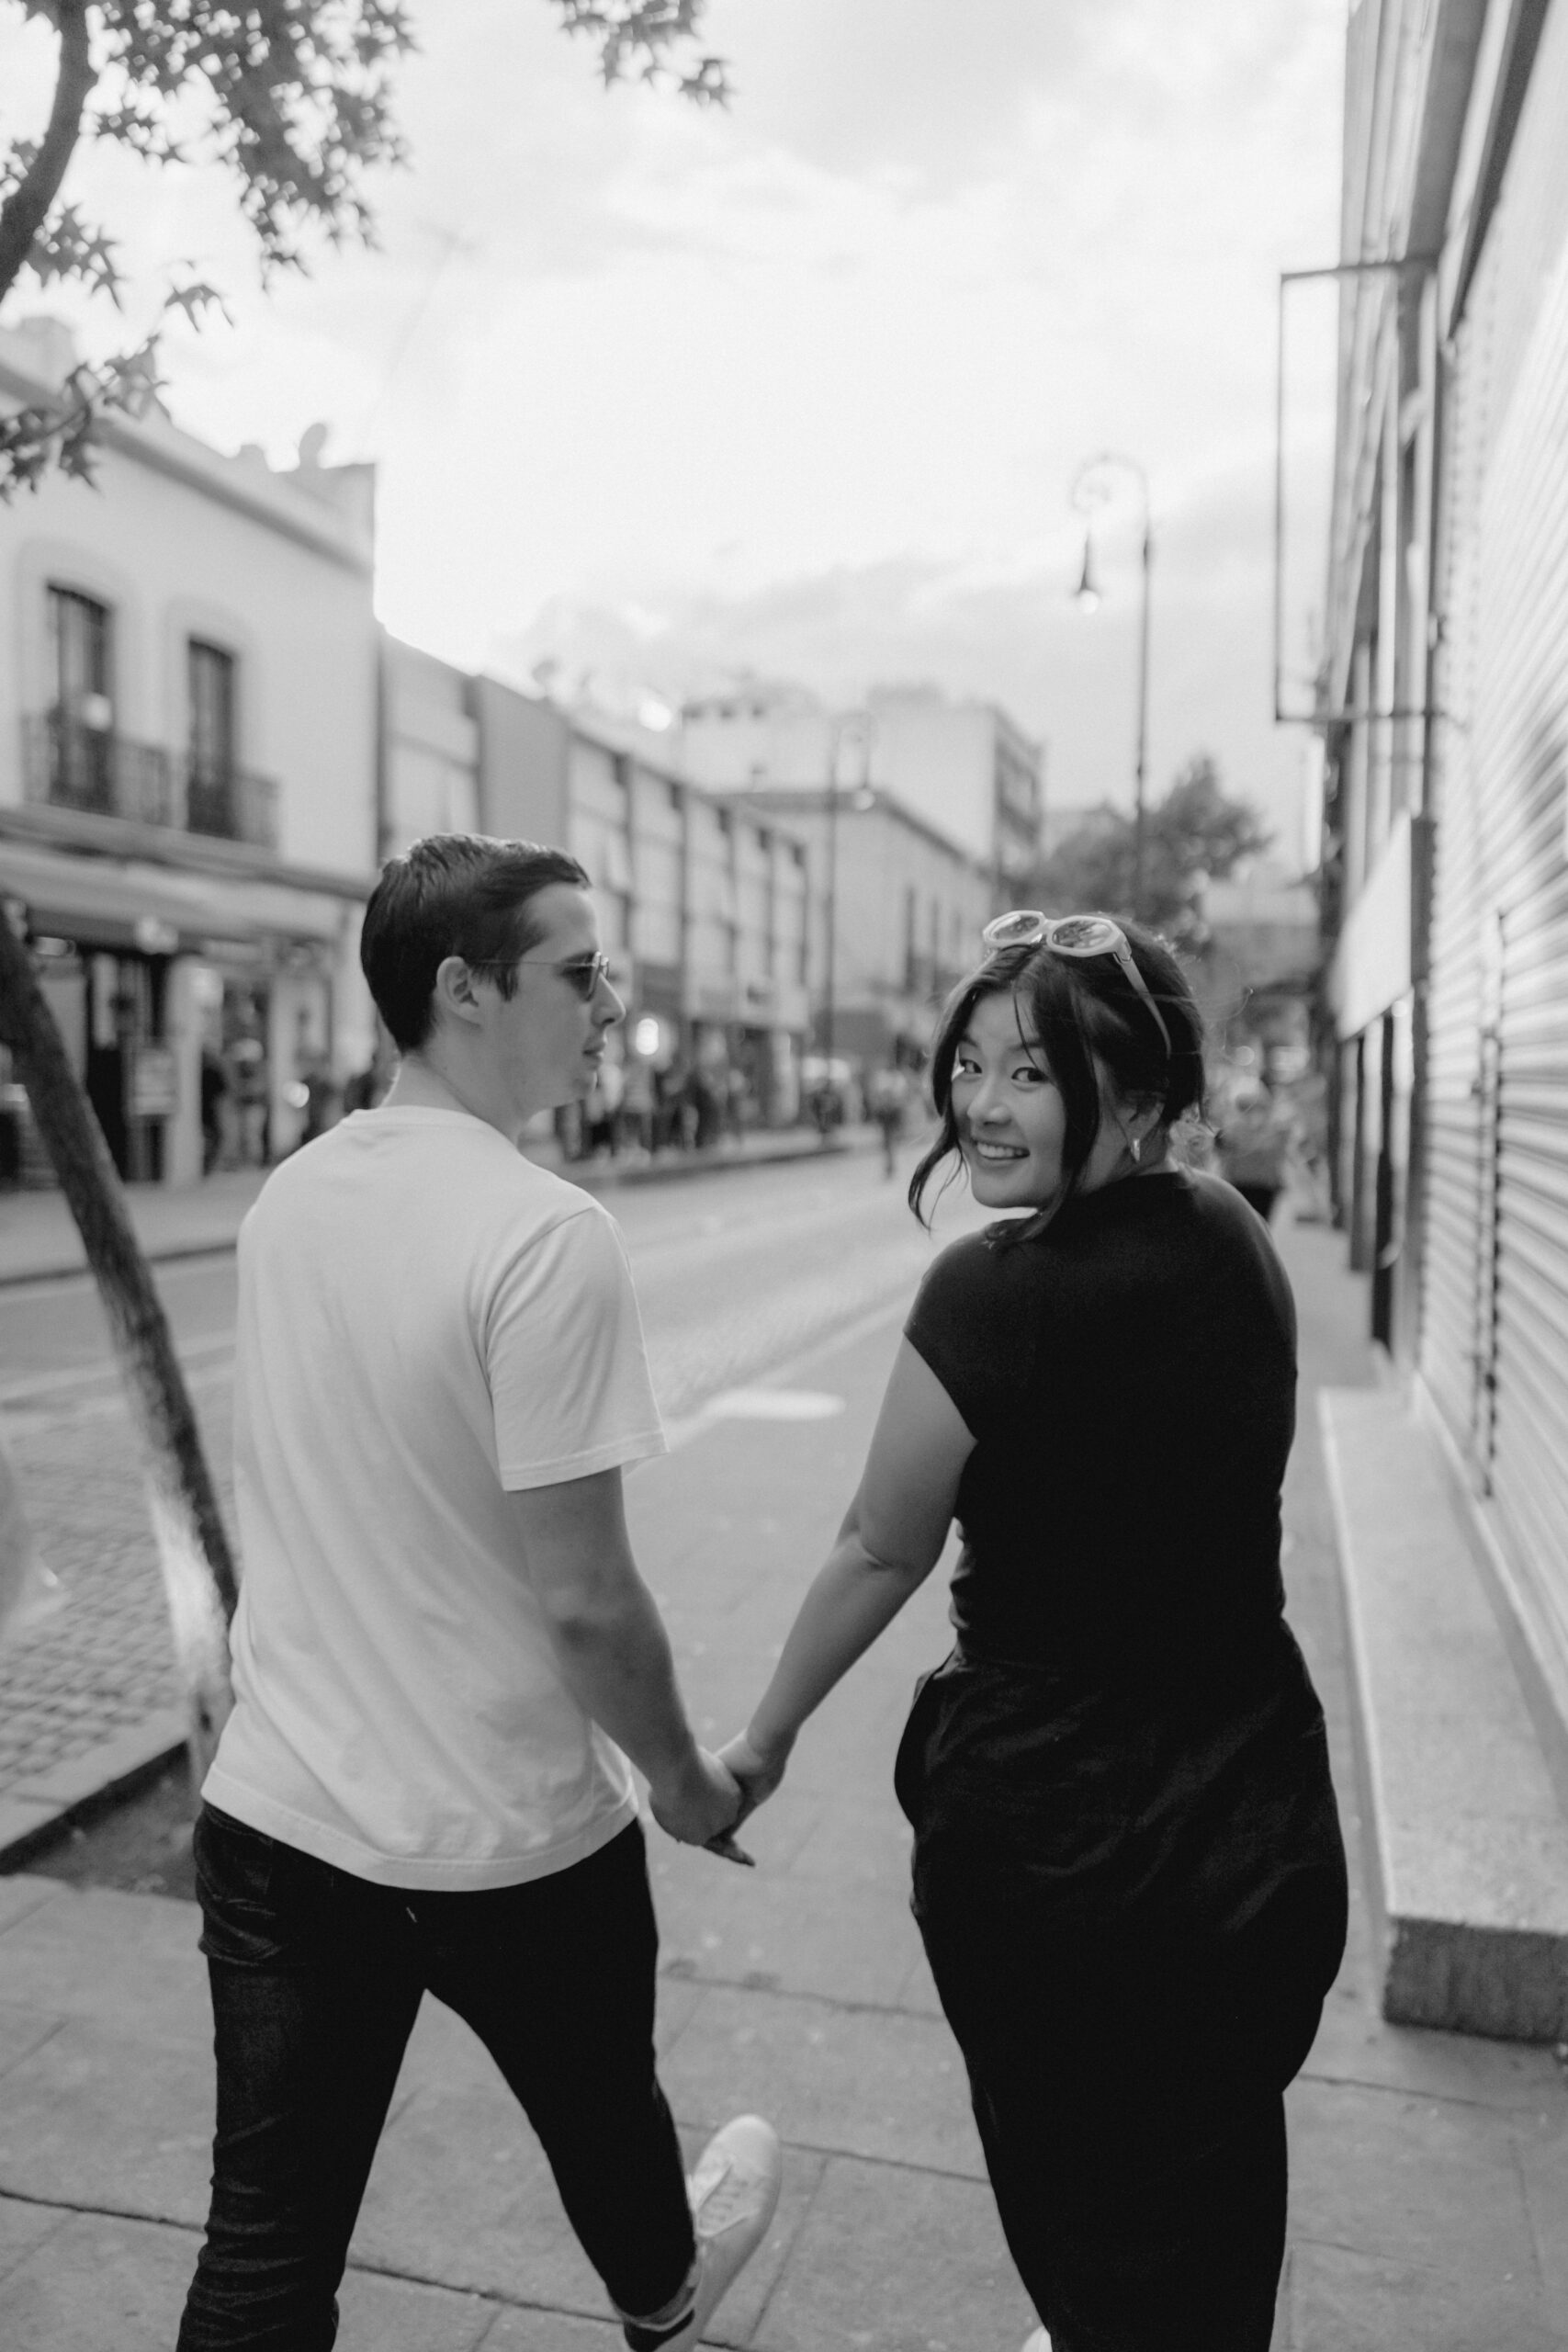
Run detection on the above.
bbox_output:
[507,1466,739,1849]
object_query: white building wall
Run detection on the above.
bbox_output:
[864,695,996,865]
[0,325,378,1180]
[0,410,378,883]
[677,684,1041,876]
[383,643,480,856]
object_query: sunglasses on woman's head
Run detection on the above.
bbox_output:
[468,951,614,1002]
[979,910,1173,1058]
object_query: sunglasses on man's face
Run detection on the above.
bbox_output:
[468,951,614,1002]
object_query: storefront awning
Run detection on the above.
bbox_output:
[0,840,351,956]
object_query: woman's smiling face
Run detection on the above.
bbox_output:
[950,989,1134,1211]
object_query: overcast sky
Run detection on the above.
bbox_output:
[1,0,1348,857]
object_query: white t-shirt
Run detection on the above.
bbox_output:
[203,1105,667,1889]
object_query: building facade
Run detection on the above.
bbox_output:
[675,677,1043,887]
[717,783,994,1073]
[379,637,480,858]
[1320,1,1568,1725]
[0,322,379,1185]
[454,692,812,1126]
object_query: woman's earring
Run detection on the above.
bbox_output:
[1130,1132,1142,1164]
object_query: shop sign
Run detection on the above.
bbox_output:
[130,1044,179,1119]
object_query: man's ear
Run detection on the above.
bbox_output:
[432,955,484,1029]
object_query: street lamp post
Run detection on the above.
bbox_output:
[823,731,840,1069]
[1071,453,1153,921]
[819,713,874,1073]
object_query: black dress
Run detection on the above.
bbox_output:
[894,1168,1347,2352]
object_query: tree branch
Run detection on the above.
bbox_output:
[0,0,96,309]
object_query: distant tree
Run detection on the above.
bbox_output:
[1032,754,1272,946]
[0,0,728,1775]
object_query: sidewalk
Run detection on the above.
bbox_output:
[1,1213,1565,2346]
[0,1124,872,1288]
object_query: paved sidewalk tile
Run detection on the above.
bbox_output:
[1286,2238,1566,2352]
[0,2018,211,2223]
[650,1844,921,2007]
[659,1981,985,2178]
[0,2205,501,2352]
[478,2311,627,2347]
[0,1877,205,2040]
[753,2152,1037,2352]
[0,2196,71,2290]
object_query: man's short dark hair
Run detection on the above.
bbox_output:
[360,834,590,1053]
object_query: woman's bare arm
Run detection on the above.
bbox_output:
[719,1340,975,1812]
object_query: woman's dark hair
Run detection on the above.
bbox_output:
[360,833,590,1052]
[908,915,1206,1235]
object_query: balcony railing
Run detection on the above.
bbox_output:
[21,716,279,852]
[185,755,279,851]
[22,712,173,826]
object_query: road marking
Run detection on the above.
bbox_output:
[656,1291,908,1455]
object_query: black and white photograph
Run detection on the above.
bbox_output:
[1,4,1566,2346]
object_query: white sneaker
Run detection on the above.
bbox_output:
[654,2115,783,2351]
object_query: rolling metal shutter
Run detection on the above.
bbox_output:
[1421,241,1493,1454]
[1421,0,1568,1675]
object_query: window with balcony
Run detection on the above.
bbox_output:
[187,639,236,834]
[185,639,277,847]
[44,585,116,813]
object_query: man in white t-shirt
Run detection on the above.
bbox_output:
[179,835,781,2352]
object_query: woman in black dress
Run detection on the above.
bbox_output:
[722,912,1347,2352]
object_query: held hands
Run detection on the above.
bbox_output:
[716,1726,795,1827]
[649,1746,754,1866]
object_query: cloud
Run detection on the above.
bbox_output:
[484,441,1315,847]
[1,0,1344,859]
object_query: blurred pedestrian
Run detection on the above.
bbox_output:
[1216,1080,1292,1224]
[230,1035,268,1166]
[622,1057,655,1156]
[721,910,1347,2352]
[585,1046,626,1156]
[867,1062,910,1178]
[655,1060,688,1152]
[178,834,779,2352]
[298,1057,341,1146]
[342,1055,385,1114]
[725,1063,750,1142]
[807,1071,841,1142]
[199,1049,229,1176]
[682,1061,722,1150]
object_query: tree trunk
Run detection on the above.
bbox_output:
[0,919,237,1781]
[0,0,96,309]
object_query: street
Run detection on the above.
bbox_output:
[0,1147,974,1806]
[3,1162,1568,2346]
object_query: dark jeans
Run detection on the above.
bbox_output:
[178,1808,694,2350]
[914,1830,1337,2352]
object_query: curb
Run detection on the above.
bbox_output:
[0,1133,874,1289]
[0,1708,187,1872]
[561,1132,856,1195]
